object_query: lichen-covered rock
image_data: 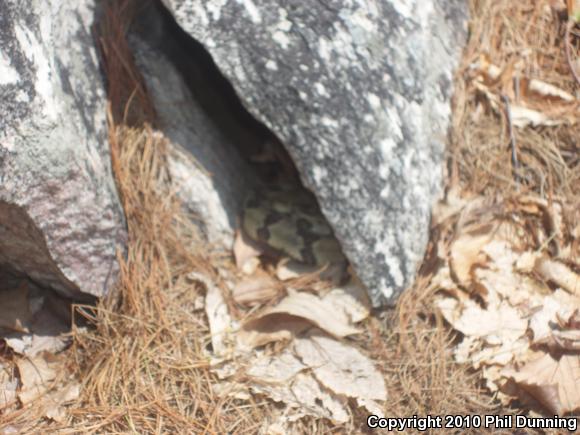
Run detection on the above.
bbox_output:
[0,1,126,298]
[161,0,468,305]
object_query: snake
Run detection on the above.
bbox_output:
[241,184,347,270]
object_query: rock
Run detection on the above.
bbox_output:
[129,4,256,247]
[0,1,126,298]
[159,0,469,305]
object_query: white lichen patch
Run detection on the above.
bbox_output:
[329,22,357,67]
[312,165,328,185]
[15,90,30,103]
[189,1,209,26]
[272,31,291,50]
[388,0,416,19]
[317,38,332,62]
[236,0,261,24]
[0,51,20,85]
[366,93,381,110]
[339,7,378,47]
[379,182,390,199]
[314,82,328,97]
[265,59,278,71]
[205,0,229,21]
[379,280,394,298]
[14,23,57,118]
[320,116,338,128]
[384,105,403,141]
[276,8,293,32]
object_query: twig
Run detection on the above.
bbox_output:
[501,94,520,191]
[565,19,580,86]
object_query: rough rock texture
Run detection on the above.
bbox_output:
[129,5,255,247]
[162,0,468,305]
[0,1,126,298]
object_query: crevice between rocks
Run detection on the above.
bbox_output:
[138,0,300,187]
[132,0,350,264]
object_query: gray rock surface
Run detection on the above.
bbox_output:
[161,0,468,305]
[129,6,255,248]
[0,1,126,298]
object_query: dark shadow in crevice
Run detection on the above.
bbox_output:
[0,264,81,357]
[132,0,301,186]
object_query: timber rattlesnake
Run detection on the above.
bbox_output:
[241,184,347,273]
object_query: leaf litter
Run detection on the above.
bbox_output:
[0,275,79,425]
[204,227,382,424]
[432,188,580,415]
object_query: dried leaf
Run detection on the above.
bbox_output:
[551,329,580,350]
[293,331,387,413]
[247,348,307,382]
[232,276,280,306]
[503,353,580,414]
[43,382,80,422]
[191,272,234,356]
[437,296,527,346]
[535,258,580,296]
[233,230,263,274]
[434,192,580,415]
[283,372,350,423]
[16,356,57,405]
[247,348,349,423]
[529,290,580,344]
[321,277,371,323]
[237,314,310,349]
[469,338,530,368]
[525,77,575,102]
[510,105,568,128]
[449,232,492,286]
[0,364,17,408]
[470,56,579,127]
[241,291,361,344]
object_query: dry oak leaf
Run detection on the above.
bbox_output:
[535,258,580,296]
[239,290,361,349]
[449,232,493,287]
[232,275,281,306]
[503,353,580,415]
[247,348,349,423]
[16,356,57,405]
[233,229,263,275]
[436,297,527,346]
[293,330,387,413]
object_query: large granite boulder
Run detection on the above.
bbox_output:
[160,0,468,305]
[0,1,126,298]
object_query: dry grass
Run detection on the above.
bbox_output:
[451,0,580,205]
[58,123,496,434]
[1,0,578,433]
[97,0,156,127]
